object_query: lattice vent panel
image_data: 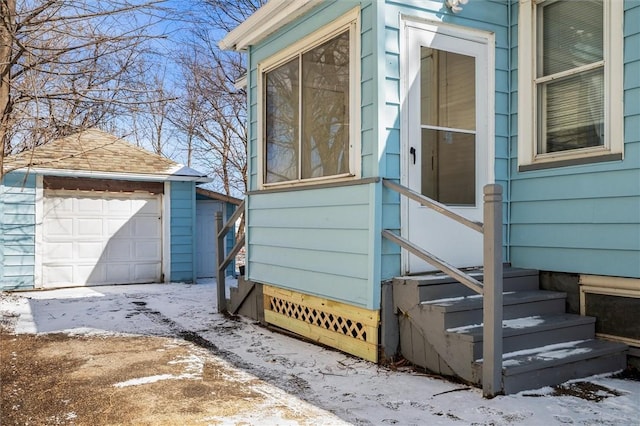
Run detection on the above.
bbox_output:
[267,296,367,341]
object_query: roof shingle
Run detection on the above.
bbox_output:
[3,129,202,178]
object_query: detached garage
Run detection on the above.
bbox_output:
[0,129,219,290]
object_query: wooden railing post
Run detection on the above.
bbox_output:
[215,211,227,313]
[482,184,503,397]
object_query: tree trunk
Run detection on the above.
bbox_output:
[0,0,16,178]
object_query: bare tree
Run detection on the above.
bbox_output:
[199,0,264,32]
[1,0,166,178]
[126,64,179,157]
[172,46,247,196]
[168,0,265,196]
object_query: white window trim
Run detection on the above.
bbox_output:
[518,0,623,168]
[256,7,361,189]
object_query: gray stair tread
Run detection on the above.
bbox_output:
[447,313,595,342]
[397,267,539,285]
[491,339,628,376]
[422,290,566,312]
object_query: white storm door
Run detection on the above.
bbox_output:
[42,191,162,287]
[403,21,494,274]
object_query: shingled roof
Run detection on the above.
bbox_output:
[3,129,209,181]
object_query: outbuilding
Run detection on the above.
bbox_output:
[0,129,235,290]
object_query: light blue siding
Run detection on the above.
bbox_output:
[170,181,196,282]
[0,172,36,290]
[247,183,378,308]
[509,1,640,278]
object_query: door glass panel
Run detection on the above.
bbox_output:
[421,129,475,205]
[421,47,475,130]
[420,47,476,205]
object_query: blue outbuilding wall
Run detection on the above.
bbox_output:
[170,181,197,282]
[0,172,36,290]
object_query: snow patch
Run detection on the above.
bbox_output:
[3,281,638,425]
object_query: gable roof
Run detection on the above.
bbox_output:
[3,129,211,182]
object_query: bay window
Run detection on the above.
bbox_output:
[259,10,359,186]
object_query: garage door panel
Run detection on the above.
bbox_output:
[77,218,104,237]
[42,190,163,288]
[44,197,72,215]
[82,264,105,284]
[105,240,133,260]
[137,199,160,215]
[133,263,161,281]
[43,242,74,259]
[107,218,132,237]
[77,197,103,213]
[44,218,73,236]
[43,265,74,285]
[105,264,132,283]
[134,217,160,236]
[77,242,104,260]
[134,241,161,260]
[107,199,133,214]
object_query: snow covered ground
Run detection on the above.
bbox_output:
[1,280,639,425]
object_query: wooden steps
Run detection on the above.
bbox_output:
[392,268,628,394]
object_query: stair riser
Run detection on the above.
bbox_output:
[419,275,540,302]
[440,298,566,329]
[502,352,627,394]
[467,323,596,360]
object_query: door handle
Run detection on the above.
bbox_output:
[409,147,416,164]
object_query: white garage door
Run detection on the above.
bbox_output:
[42,190,162,288]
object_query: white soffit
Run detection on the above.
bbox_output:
[219,0,322,51]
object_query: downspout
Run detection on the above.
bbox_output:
[506,0,512,264]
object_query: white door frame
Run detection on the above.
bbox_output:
[400,16,495,274]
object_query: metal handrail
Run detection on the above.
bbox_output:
[382,230,484,295]
[382,178,503,397]
[383,179,483,233]
[215,199,245,314]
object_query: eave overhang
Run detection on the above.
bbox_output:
[219,0,322,51]
[6,167,213,183]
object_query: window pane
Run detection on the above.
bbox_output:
[301,31,350,179]
[539,68,604,153]
[541,0,603,76]
[421,48,475,131]
[421,129,475,206]
[265,58,299,183]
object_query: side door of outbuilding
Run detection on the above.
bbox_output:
[196,200,222,278]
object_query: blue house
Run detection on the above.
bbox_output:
[221,0,638,394]
[0,129,239,290]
